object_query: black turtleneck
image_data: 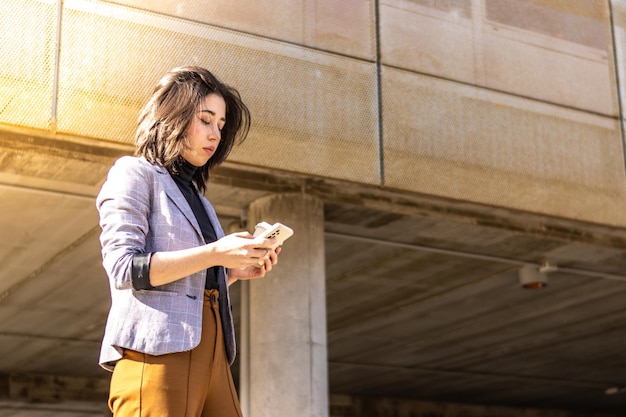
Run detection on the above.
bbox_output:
[170,159,219,290]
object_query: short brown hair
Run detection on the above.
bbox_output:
[135,66,251,192]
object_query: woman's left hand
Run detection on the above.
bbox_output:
[228,247,281,283]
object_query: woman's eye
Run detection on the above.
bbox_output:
[199,116,223,132]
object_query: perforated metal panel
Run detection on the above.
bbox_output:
[0,0,56,129]
[382,66,626,225]
[57,0,210,143]
[54,0,381,183]
[105,0,376,60]
[380,0,617,115]
[228,50,380,184]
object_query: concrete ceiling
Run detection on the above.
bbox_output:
[2,132,626,415]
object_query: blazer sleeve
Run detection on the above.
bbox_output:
[96,157,153,290]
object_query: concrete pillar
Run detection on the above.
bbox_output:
[241,193,328,417]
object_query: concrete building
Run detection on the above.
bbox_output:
[1,0,626,416]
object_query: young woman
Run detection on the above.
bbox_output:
[96,66,279,416]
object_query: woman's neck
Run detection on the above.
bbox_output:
[172,158,198,183]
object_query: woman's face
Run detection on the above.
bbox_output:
[182,93,226,167]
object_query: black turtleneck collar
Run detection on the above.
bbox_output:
[171,158,198,184]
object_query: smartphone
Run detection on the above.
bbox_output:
[253,222,294,249]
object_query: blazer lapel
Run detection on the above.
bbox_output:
[200,191,225,239]
[156,166,204,240]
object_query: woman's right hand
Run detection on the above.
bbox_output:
[209,231,276,269]
[148,232,276,287]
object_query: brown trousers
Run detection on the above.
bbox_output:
[108,290,243,417]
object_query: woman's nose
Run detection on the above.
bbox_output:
[209,124,221,140]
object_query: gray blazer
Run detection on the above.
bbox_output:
[96,156,236,371]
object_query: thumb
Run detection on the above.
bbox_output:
[229,231,253,239]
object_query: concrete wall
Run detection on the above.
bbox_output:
[1,0,624,225]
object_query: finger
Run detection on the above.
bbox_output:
[251,236,278,248]
[262,256,272,272]
[254,247,270,259]
[231,231,254,239]
[256,258,268,269]
[268,250,278,265]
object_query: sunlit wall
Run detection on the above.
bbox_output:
[1,0,625,226]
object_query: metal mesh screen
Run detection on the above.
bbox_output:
[379,0,626,225]
[55,0,380,183]
[382,66,626,224]
[105,0,376,60]
[228,50,379,184]
[0,0,56,130]
[380,0,617,115]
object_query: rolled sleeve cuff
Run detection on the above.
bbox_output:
[131,252,154,291]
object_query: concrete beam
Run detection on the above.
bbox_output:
[0,372,109,404]
[329,394,621,417]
